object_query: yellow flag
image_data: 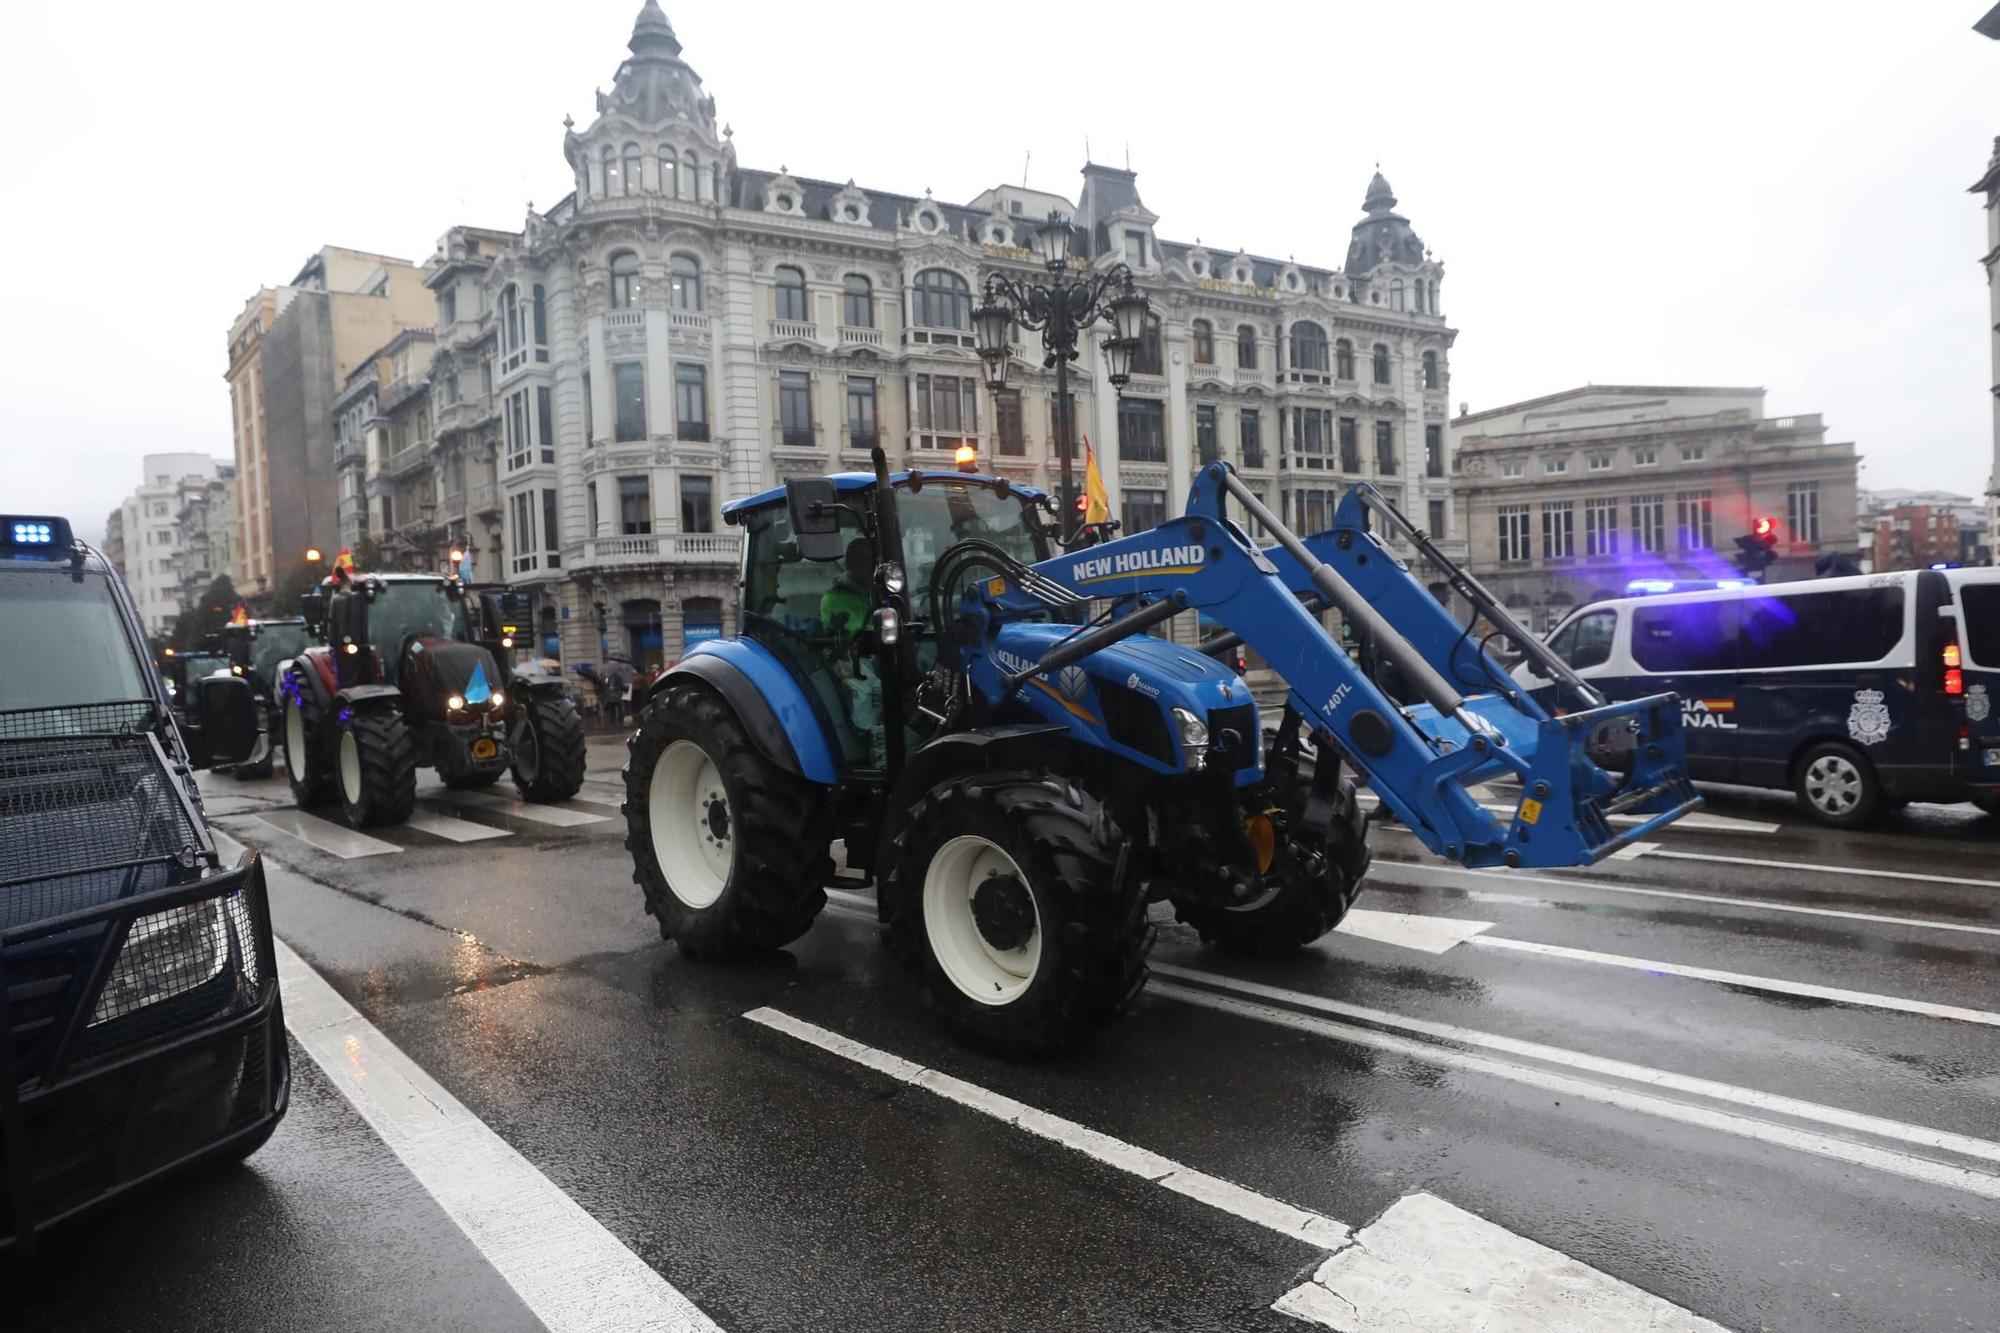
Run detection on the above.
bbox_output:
[1082,436,1111,525]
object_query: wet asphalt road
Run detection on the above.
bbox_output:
[11,737,2000,1332]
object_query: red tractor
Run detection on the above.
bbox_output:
[279,571,587,827]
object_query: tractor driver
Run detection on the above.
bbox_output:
[820,536,885,767]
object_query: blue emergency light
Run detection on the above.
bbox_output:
[3,515,74,556]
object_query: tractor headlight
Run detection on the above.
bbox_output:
[1171,707,1210,771]
[448,694,465,711]
[875,606,900,645]
[881,562,907,595]
[90,897,232,1026]
[489,691,504,708]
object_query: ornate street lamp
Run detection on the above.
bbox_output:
[974,210,1153,545]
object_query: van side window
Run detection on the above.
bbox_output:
[1741,586,1904,669]
[1567,611,1615,669]
[1632,602,1735,673]
[1961,584,2000,667]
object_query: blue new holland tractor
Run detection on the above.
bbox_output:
[624,449,1700,1053]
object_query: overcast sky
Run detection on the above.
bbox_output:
[4,1,1994,544]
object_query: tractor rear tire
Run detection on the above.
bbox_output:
[1174,753,1370,958]
[282,667,336,808]
[512,693,588,802]
[625,685,833,960]
[334,708,417,829]
[890,772,1151,1057]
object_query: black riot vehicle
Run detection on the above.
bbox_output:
[280,570,588,828]
[216,617,310,779]
[0,515,284,1255]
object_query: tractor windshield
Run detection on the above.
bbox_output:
[368,580,471,678]
[892,481,1045,607]
[247,624,310,685]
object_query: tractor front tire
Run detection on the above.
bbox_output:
[890,772,1152,1057]
[334,708,417,829]
[625,686,833,960]
[282,669,336,808]
[1175,759,1370,958]
[512,693,588,802]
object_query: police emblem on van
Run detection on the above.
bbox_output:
[1847,688,1891,746]
[1682,698,1738,730]
[1970,684,1991,724]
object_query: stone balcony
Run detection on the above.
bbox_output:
[383,445,433,481]
[575,531,743,570]
[839,325,883,347]
[769,319,817,343]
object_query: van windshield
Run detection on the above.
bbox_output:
[1962,584,2000,667]
[0,568,150,714]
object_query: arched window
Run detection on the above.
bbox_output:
[599,146,616,198]
[1190,319,1214,365]
[1288,322,1329,374]
[912,268,971,330]
[1236,324,1258,369]
[1132,314,1164,376]
[670,253,702,311]
[774,265,807,322]
[1422,350,1439,390]
[682,149,697,201]
[657,147,677,199]
[609,252,641,309]
[842,274,873,328]
[1390,279,1406,312]
[1372,343,1391,385]
[1334,338,1355,379]
[622,143,642,196]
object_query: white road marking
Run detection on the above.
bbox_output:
[252,808,402,858]
[1471,936,2000,1027]
[744,1006,1349,1248]
[1637,846,2000,890]
[277,935,723,1332]
[429,787,611,827]
[1149,963,2000,1169]
[1365,860,2000,939]
[1608,839,1659,861]
[564,791,626,812]
[405,811,513,843]
[1335,907,1494,954]
[1154,981,2000,1202]
[1275,1192,1726,1332]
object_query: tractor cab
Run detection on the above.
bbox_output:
[222,616,310,696]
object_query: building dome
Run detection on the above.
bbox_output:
[1345,170,1426,273]
[596,1,715,129]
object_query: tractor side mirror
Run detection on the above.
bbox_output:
[185,673,260,769]
[301,589,326,633]
[785,478,845,562]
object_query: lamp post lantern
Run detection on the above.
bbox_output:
[972,210,1151,545]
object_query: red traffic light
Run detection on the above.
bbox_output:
[1751,516,1777,540]
[1075,493,1089,512]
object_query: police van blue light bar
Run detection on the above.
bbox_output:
[3,515,75,555]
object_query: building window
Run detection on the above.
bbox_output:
[438,285,456,327]
[1585,498,1620,557]
[505,390,529,470]
[1132,315,1164,376]
[582,370,592,440]
[499,284,524,370]
[1677,490,1714,550]
[1196,405,1219,463]
[1374,421,1397,473]
[1294,488,1335,534]
[1545,455,1568,475]
[1337,416,1359,472]
[913,269,971,330]
[1047,392,1082,459]
[1680,445,1706,463]
[1427,499,1447,537]
[510,491,538,572]
[1788,482,1820,543]
[1632,493,1666,553]
[1390,280,1406,312]
[1190,319,1214,365]
[621,143,642,196]
[610,252,641,309]
[658,148,677,198]
[680,474,713,533]
[1334,338,1355,380]
[675,363,709,440]
[1500,460,1525,479]
[1633,447,1658,467]
[599,146,616,197]
[847,376,878,447]
[1239,409,1263,469]
[613,361,646,442]
[913,374,978,449]
[1123,231,1147,267]
[1542,502,1576,559]
[670,253,702,311]
[1588,452,1612,471]
[1425,424,1444,477]
[541,488,562,568]
[618,475,651,535]
[1372,343,1391,384]
[1289,322,1329,374]
[778,371,814,446]
[1236,324,1258,369]
[1117,398,1166,462]
[1498,504,1532,563]
[682,149,698,199]
[995,389,1024,455]
[537,386,554,463]
[1422,350,1439,389]
[1291,408,1330,465]
[775,266,807,322]
[843,274,873,328]
[1123,488,1167,532]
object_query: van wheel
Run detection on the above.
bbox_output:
[1794,742,1881,828]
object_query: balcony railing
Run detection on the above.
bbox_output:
[384,446,433,480]
[677,420,711,442]
[839,325,882,346]
[576,531,743,568]
[779,426,817,448]
[769,319,817,342]
[670,310,710,334]
[1191,363,1222,381]
[605,310,645,329]
[466,479,500,517]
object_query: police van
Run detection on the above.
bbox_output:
[1514,567,2000,827]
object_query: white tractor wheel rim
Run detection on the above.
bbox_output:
[286,695,307,781]
[1806,755,1860,814]
[923,835,1042,1006]
[339,729,363,807]
[650,740,731,909]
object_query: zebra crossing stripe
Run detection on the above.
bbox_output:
[253,808,402,858]
[427,787,611,827]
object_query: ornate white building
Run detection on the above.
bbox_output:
[483,2,1461,668]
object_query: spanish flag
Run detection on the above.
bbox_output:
[1081,435,1111,526]
[229,603,250,627]
[332,547,357,575]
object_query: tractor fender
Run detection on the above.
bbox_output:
[507,670,572,698]
[650,641,841,785]
[334,684,402,711]
[869,724,1073,884]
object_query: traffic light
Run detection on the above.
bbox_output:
[1732,516,1780,577]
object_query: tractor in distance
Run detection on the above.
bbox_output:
[215,615,311,778]
[622,448,1700,1055]
[278,567,588,828]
